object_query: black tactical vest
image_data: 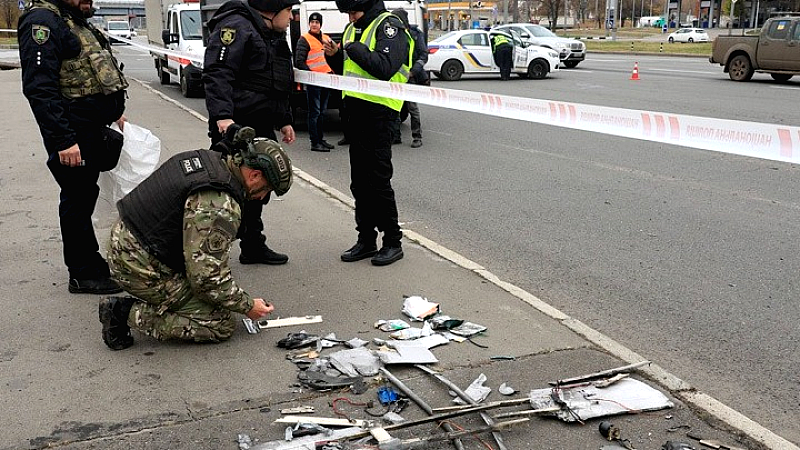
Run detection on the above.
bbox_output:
[118,150,246,273]
[28,0,128,98]
[235,9,293,96]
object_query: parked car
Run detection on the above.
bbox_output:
[425,29,560,81]
[493,23,586,68]
[667,28,710,43]
[105,20,133,44]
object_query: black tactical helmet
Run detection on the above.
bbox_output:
[248,0,300,13]
[242,138,293,196]
[335,0,378,13]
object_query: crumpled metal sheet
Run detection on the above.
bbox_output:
[529,378,674,422]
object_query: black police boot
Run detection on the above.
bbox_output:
[337,137,349,146]
[371,246,404,266]
[341,241,378,262]
[99,296,136,350]
[69,277,123,295]
[310,143,330,152]
[320,140,335,150]
[240,244,289,265]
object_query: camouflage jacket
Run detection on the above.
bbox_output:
[183,189,253,315]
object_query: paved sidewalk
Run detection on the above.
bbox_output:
[0,70,773,450]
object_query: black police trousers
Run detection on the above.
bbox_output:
[345,97,402,248]
[208,118,278,252]
[46,126,112,280]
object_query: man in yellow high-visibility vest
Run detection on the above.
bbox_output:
[323,0,412,266]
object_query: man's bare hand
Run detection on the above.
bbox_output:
[115,115,127,131]
[59,143,83,167]
[280,125,296,144]
[217,119,235,134]
[323,38,339,56]
[246,298,274,320]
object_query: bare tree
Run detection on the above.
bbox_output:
[544,0,562,29]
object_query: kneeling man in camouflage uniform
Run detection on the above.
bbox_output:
[100,133,292,350]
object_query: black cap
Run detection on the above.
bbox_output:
[309,12,322,25]
[248,0,299,13]
[391,8,409,27]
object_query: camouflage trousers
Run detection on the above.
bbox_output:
[106,220,236,342]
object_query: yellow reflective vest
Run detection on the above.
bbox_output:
[342,11,413,111]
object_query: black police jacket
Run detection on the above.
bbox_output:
[118,150,246,273]
[203,0,293,129]
[325,0,409,82]
[18,0,125,155]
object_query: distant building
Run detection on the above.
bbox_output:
[92,0,146,28]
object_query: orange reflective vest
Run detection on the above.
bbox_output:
[303,32,333,74]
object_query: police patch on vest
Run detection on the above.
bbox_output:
[180,156,204,174]
[383,22,398,39]
[32,25,50,45]
[220,28,236,45]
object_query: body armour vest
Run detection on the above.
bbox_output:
[29,0,128,98]
[232,11,293,97]
[118,150,246,273]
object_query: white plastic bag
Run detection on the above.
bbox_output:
[94,123,161,228]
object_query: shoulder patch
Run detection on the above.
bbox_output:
[220,28,236,45]
[32,24,50,45]
[180,156,204,174]
[383,21,398,39]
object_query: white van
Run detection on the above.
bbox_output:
[106,20,133,43]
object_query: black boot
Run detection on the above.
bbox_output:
[240,244,289,265]
[341,241,378,262]
[371,246,404,266]
[99,296,137,350]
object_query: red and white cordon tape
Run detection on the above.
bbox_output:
[118,36,800,165]
[298,70,800,165]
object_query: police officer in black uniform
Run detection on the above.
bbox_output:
[19,0,127,294]
[203,0,298,265]
[323,0,412,266]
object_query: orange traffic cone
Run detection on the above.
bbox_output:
[630,62,640,80]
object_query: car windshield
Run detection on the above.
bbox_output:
[522,25,557,38]
[180,10,202,40]
[108,22,128,30]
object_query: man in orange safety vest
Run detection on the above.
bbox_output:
[295,12,336,152]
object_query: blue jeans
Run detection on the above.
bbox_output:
[306,84,331,145]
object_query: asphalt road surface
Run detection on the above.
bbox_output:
[116,42,800,446]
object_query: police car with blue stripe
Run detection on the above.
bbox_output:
[425,29,560,81]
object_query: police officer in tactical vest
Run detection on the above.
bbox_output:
[19,0,128,295]
[100,131,293,350]
[491,30,513,81]
[203,0,298,266]
[295,12,336,153]
[323,0,412,267]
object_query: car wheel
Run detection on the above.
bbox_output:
[158,61,170,85]
[668,37,675,43]
[180,69,203,98]
[440,60,464,81]
[688,37,694,43]
[563,60,579,68]
[527,59,548,79]
[771,73,793,82]
[728,54,754,82]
